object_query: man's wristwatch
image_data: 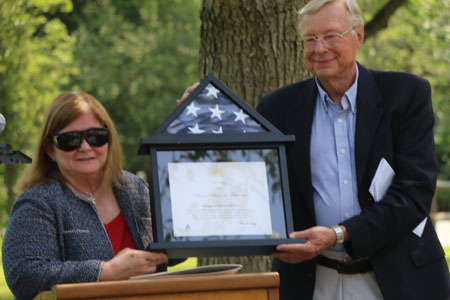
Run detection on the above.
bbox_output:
[330,225,345,245]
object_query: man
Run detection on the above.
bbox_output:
[257,0,450,299]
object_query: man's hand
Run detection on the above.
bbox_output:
[176,82,200,106]
[271,226,337,264]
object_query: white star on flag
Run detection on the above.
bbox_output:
[188,123,205,134]
[205,86,220,98]
[233,109,248,124]
[209,104,225,120]
[212,126,223,134]
[186,102,201,117]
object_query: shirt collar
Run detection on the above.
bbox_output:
[315,65,359,114]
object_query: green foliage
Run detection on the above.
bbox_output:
[68,0,201,173]
[0,0,77,224]
[437,190,450,211]
[358,0,450,179]
[0,0,201,222]
[0,0,76,148]
[446,247,450,268]
[0,232,13,299]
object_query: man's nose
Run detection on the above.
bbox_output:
[314,39,328,52]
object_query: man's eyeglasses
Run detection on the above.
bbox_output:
[301,27,354,51]
[51,127,110,152]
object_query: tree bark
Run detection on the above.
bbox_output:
[200,0,310,108]
[198,0,310,273]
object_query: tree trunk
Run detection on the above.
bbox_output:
[198,0,310,273]
[200,0,310,108]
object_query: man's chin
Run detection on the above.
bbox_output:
[314,68,337,80]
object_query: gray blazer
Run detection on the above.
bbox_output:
[2,171,153,300]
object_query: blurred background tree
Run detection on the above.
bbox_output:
[0,0,201,227]
[0,0,76,225]
[358,0,450,210]
[358,0,450,180]
[66,0,201,174]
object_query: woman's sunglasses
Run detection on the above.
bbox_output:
[51,127,110,152]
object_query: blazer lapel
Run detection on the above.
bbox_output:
[115,186,145,250]
[355,64,384,203]
[286,79,317,223]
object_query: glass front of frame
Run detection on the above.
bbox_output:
[156,148,288,243]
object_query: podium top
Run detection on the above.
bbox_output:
[34,272,280,300]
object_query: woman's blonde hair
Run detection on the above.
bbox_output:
[18,91,123,192]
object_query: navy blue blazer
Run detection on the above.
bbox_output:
[257,63,450,300]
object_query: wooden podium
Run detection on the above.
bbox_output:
[34,272,279,300]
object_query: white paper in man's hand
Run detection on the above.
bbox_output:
[412,217,427,237]
[369,158,395,202]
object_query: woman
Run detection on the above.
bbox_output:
[2,91,168,300]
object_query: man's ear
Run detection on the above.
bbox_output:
[355,24,364,48]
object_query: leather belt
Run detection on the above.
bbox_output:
[316,255,373,274]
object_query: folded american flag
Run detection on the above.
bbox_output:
[166,83,266,134]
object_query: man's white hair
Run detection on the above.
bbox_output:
[299,0,364,31]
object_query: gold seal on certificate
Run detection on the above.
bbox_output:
[138,74,300,258]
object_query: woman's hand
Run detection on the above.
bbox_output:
[270,226,337,264]
[176,82,200,106]
[100,248,168,281]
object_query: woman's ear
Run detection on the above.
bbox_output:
[43,139,55,161]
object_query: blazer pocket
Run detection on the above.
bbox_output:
[409,243,445,268]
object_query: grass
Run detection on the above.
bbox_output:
[167,257,198,271]
[446,247,450,267]
[0,236,13,300]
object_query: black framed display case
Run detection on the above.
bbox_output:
[138,74,301,258]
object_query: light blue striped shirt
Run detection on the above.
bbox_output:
[310,67,361,250]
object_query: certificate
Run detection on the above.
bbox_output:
[168,161,273,237]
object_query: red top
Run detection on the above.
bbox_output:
[104,212,136,254]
